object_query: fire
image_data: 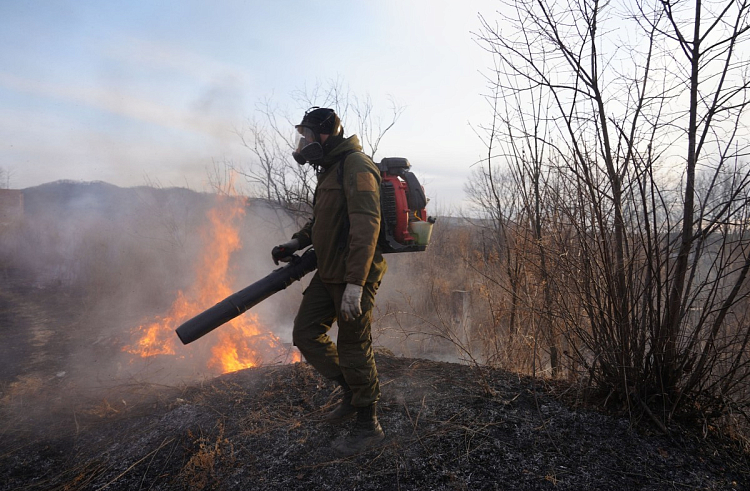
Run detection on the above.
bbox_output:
[209,324,264,373]
[124,198,299,374]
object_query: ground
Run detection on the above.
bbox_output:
[2,352,749,490]
[1,268,749,490]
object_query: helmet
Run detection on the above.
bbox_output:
[292,107,342,166]
[296,107,341,138]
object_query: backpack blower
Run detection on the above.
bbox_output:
[175,157,434,345]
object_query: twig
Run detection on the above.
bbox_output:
[138,436,169,490]
[403,395,429,454]
[96,437,175,490]
[631,391,670,435]
[150,439,180,491]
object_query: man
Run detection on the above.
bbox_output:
[272,107,387,456]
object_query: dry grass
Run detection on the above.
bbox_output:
[2,355,750,490]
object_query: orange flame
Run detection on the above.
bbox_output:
[124,198,300,373]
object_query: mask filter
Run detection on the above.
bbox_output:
[299,141,324,162]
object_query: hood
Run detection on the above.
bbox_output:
[318,135,364,170]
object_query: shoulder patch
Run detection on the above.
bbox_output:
[356,172,377,192]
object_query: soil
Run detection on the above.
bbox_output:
[1,271,749,490]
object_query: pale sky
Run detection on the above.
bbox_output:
[0,1,500,212]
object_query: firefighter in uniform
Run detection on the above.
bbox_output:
[272,107,387,455]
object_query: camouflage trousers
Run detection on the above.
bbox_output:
[292,272,381,407]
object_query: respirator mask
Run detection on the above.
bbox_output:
[292,126,324,165]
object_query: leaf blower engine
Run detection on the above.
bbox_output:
[377,157,435,253]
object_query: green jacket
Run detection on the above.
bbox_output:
[293,135,387,286]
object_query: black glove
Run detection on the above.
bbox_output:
[272,238,300,265]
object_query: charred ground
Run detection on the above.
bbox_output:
[2,357,749,491]
[2,319,749,490]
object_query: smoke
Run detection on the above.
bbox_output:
[0,182,305,426]
[0,180,464,434]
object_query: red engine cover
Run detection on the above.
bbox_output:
[381,174,426,244]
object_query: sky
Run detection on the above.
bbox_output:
[0,1,500,212]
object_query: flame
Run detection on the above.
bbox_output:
[124,198,300,374]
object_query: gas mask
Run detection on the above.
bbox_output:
[292,126,324,165]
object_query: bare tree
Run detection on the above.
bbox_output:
[474,0,750,427]
[466,64,564,376]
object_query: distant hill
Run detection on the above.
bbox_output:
[21,180,215,217]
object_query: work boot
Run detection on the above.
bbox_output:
[323,375,356,424]
[332,403,385,456]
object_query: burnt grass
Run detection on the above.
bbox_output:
[1,353,749,491]
[0,261,748,491]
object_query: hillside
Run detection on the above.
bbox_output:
[2,352,748,490]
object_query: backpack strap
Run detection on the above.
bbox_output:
[335,150,362,251]
[336,150,359,186]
